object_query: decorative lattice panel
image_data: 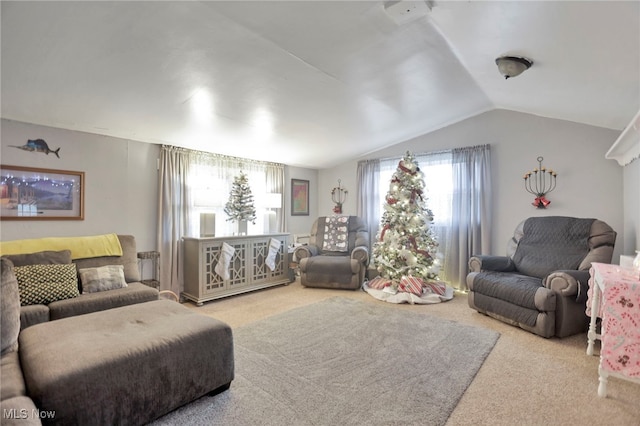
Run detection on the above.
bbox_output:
[203,244,223,293]
[252,238,286,284]
[252,239,269,281]
[227,242,247,290]
[202,242,247,294]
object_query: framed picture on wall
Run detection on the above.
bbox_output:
[0,165,85,220]
[291,179,309,216]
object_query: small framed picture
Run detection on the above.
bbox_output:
[0,165,85,220]
[291,179,309,216]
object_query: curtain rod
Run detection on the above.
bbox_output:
[161,144,284,168]
[357,144,490,164]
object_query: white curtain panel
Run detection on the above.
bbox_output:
[157,146,192,295]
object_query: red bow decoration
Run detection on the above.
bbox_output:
[533,196,550,208]
[410,189,422,203]
[398,161,416,175]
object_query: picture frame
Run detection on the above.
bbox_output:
[291,179,309,216]
[0,165,85,220]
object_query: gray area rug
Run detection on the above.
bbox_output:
[151,297,499,426]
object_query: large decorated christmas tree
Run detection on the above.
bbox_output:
[224,171,257,225]
[369,151,446,299]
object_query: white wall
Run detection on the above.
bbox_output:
[284,165,318,238]
[319,109,625,261]
[0,119,321,250]
[623,159,640,254]
[0,119,160,251]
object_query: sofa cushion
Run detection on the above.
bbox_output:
[301,256,359,286]
[1,351,26,400]
[1,258,21,355]
[14,264,80,306]
[0,396,42,426]
[512,217,595,279]
[19,305,50,331]
[47,282,159,320]
[471,271,555,310]
[79,264,128,294]
[2,250,72,267]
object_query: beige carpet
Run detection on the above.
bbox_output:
[184,279,640,426]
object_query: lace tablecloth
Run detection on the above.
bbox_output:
[587,263,640,379]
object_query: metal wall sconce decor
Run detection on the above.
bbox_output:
[331,179,348,214]
[523,156,557,208]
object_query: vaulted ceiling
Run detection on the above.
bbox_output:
[2,1,639,169]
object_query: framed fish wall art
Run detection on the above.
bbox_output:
[0,165,84,220]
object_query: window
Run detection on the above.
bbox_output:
[171,150,284,238]
[189,164,271,237]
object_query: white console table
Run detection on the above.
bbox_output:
[586,262,640,397]
[182,233,290,306]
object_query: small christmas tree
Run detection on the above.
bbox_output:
[372,151,443,295]
[224,171,257,225]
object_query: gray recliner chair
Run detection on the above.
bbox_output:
[467,216,616,338]
[294,216,369,290]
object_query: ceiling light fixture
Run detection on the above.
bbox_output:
[495,56,533,79]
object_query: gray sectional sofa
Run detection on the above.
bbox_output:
[11,235,159,329]
[1,234,234,425]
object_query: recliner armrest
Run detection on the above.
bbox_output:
[468,255,516,273]
[294,245,318,260]
[351,246,369,265]
[545,270,591,303]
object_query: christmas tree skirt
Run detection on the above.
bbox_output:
[362,281,454,304]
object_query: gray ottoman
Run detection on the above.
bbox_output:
[19,300,234,425]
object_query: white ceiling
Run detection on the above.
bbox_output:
[2,1,639,169]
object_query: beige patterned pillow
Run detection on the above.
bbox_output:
[14,264,79,306]
[322,216,350,252]
[78,265,128,294]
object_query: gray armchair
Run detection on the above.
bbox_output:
[467,216,616,338]
[294,216,369,290]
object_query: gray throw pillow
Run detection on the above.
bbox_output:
[1,258,21,355]
[2,250,72,267]
[78,265,128,294]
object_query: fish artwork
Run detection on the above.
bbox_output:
[10,139,61,158]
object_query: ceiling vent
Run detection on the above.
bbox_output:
[383,1,434,25]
